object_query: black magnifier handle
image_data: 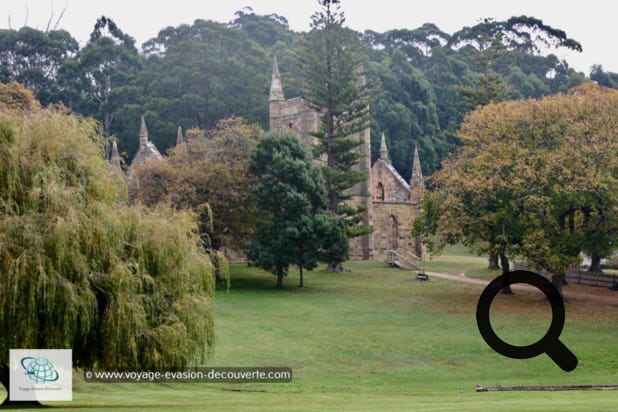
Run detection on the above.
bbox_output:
[546,339,578,372]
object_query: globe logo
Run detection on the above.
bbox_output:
[20,357,60,384]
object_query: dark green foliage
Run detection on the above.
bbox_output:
[78,16,143,137]
[129,19,270,159]
[365,24,450,66]
[0,10,595,175]
[459,71,513,110]
[449,17,586,100]
[367,49,443,178]
[0,27,78,105]
[507,66,551,99]
[229,7,296,50]
[247,131,345,287]
[231,10,304,100]
[448,16,582,54]
[591,65,618,89]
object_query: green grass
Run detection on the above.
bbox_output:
[420,244,491,276]
[5,252,618,411]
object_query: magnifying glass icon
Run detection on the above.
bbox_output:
[476,270,578,372]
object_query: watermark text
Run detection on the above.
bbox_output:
[84,367,292,383]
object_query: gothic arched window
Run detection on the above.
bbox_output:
[376,182,385,201]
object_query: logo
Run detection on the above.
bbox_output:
[9,349,72,401]
[20,357,60,383]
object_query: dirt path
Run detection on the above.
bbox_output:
[426,271,618,305]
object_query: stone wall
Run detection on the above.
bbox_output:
[370,158,424,262]
[372,159,410,203]
[269,97,321,155]
[372,201,422,262]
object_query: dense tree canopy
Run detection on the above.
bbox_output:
[0,27,78,105]
[132,116,261,256]
[247,131,346,287]
[78,16,143,137]
[0,96,215,399]
[416,84,618,294]
[368,49,443,178]
[135,19,270,152]
[0,8,611,173]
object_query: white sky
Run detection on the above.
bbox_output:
[1,0,616,74]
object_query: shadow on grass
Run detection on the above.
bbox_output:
[216,263,374,295]
[216,264,307,293]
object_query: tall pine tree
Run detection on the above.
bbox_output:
[297,0,371,269]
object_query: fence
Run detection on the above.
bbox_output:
[566,271,618,288]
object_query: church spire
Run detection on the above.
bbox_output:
[139,116,148,147]
[269,56,284,102]
[176,126,184,146]
[110,139,121,169]
[379,133,389,163]
[410,144,424,188]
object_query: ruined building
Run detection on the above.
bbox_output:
[269,57,425,263]
[115,58,425,263]
[371,135,425,262]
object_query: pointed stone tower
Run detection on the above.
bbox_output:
[109,139,122,172]
[127,117,162,202]
[379,133,389,163]
[410,144,425,259]
[176,126,184,146]
[139,116,148,147]
[131,116,162,168]
[268,56,320,154]
[410,145,424,189]
[269,56,285,103]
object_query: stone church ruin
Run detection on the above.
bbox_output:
[117,57,425,266]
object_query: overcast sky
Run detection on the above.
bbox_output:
[1,0,616,74]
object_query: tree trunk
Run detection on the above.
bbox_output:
[103,111,115,137]
[326,262,345,272]
[299,265,304,288]
[328,189,338,216]
[276,273,283,288]
[552,274,566,300]
[488,250,499,269]
[588,256,603,273]
[499,252,513,294]
[0,364,44,407]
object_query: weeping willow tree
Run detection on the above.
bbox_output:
[0,97,215,402]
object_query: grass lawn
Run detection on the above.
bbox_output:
[4,249,618,411]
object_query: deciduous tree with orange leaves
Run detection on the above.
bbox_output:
[415,83,618,294]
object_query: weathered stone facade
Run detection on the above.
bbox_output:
[371,136,425,262]
[269,57,424,262]
[269,58,321,155]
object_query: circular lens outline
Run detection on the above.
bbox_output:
[476,270,578,371]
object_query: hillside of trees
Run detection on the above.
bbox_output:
[2,8,617,178]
